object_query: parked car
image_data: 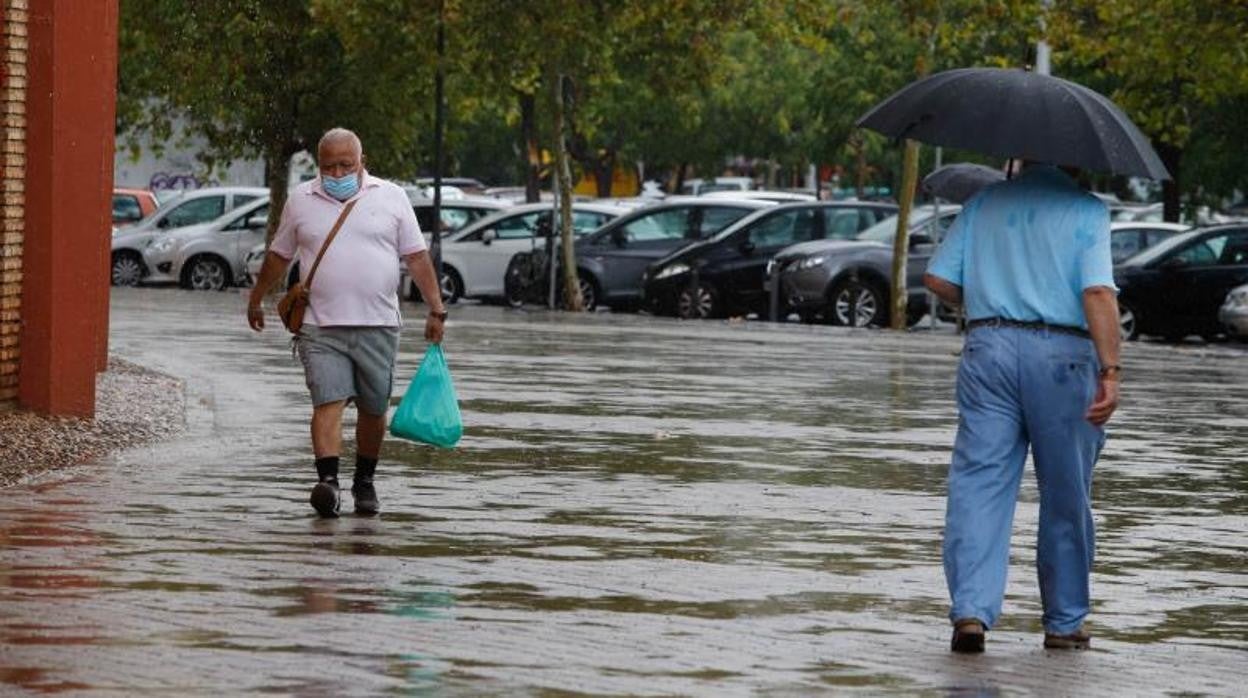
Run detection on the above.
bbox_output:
[112,188,160,227]
[1218,284,1248,339]
[1110,221,1190,263]
[505,197,776,311]
[773,204,962,327]
[409,194,511,236]
[679,177,753,195]
[642,201,899,319]
[413,201,630,303]
[141,197,270,290]
[110,186,269,286]
[1115,224,1248,341]
[701,190,816,203]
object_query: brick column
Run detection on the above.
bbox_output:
[19,0,118,416]
[0,1,26,410]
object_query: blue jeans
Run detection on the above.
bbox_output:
[943,326,1105,634]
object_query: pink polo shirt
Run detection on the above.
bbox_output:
[271,172,426,327]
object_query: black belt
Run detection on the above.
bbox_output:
[967,317,1090,339]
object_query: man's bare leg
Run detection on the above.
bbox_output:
[309,400,347,517]
[351,410,386,515]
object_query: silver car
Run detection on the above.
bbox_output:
[774,204,961,326]
[1219,284,1248,338]
[141,197,270,290]
[110,186,269,286]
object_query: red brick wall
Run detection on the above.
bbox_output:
[0,0,27,410]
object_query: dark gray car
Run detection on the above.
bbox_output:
[773,204,961,326]
[572,198,775,310]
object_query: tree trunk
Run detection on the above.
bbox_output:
[519,90,541,204]
[1157,141,1183,223]
[890,139,920,330]
[596,148,616,198]
[854,138,867,199]
[553,73,583,311]
[264,145,292,247]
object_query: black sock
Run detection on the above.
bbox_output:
[315,456,340,484]
[354,456,378,483]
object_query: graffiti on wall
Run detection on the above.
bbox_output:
[148,172,200,191]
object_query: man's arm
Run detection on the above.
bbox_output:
[246,252,291,331]
[1083,286,1121,426]
[403,250,447,343]
[924,273,963,307]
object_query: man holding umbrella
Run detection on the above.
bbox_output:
[856,67,1170,653]
[924,162,1119,652]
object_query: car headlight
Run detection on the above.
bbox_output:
[147,238,175,254]
[796,255,826,270]
[1224,289,1248,308]
[653,263,690,280]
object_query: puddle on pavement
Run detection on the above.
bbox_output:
[0,290,1245,694]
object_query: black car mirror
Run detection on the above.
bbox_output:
[739,239,756,255]
[482,229,497,245]
[909,233,934,250]
[610,228,627,248]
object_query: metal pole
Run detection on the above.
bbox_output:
[548,190,559,309]
[929,146,941,329]
[1036,0,1052,75]
[431,0,445,297]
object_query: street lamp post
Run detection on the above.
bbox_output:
[431,0,446,296]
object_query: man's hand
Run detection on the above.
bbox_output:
[425,314,445,343]
[1086,376,1120,426]
[247,305,265,332]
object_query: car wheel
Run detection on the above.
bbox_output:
[574,275,598,311]
[1118,300,1140,341]
[676,282,718,319]
[111,251,145,287]
[440,267,463,304]
[829,278,886,327]
[183,255,231,291]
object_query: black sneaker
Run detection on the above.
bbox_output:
[310,480,340,518]
[352,479,379,516]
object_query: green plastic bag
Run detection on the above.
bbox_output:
[390,344,463,448]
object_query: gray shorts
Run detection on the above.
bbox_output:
[296,325,401,416]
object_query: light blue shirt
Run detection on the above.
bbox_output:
[927,165,1115,329]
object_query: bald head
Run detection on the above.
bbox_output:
[318,128,363,180]
[319,128,361,159]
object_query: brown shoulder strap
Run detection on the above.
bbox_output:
[304,199,359,289]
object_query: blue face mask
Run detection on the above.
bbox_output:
[322,172,360,201]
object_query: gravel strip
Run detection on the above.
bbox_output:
[0,357,185,488]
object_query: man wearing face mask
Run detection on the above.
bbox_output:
[247,128,447,518]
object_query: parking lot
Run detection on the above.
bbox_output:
[1,289,1245,695]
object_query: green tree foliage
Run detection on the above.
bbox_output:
[1052,0,1248,219]
[118,0,438,239]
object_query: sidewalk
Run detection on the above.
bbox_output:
[1,288,1244,695]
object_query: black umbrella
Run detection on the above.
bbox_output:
[923,163,1005,203]
[857,68,1170,181]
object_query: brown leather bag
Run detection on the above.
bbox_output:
[278,200,358,334]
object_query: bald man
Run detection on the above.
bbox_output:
[248,128,447,518]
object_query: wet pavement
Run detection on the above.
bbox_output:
[2,287,1246,696]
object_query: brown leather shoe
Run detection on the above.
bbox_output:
[1043,626,1092,650]
[951,618,985,653]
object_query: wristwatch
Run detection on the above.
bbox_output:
[430,310,449,321]
[1099,364,1122,378]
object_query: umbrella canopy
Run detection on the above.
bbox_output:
[923,163,1005,204]
[857,68,1170,181]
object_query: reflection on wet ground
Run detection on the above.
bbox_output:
[1,288,1245,695]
